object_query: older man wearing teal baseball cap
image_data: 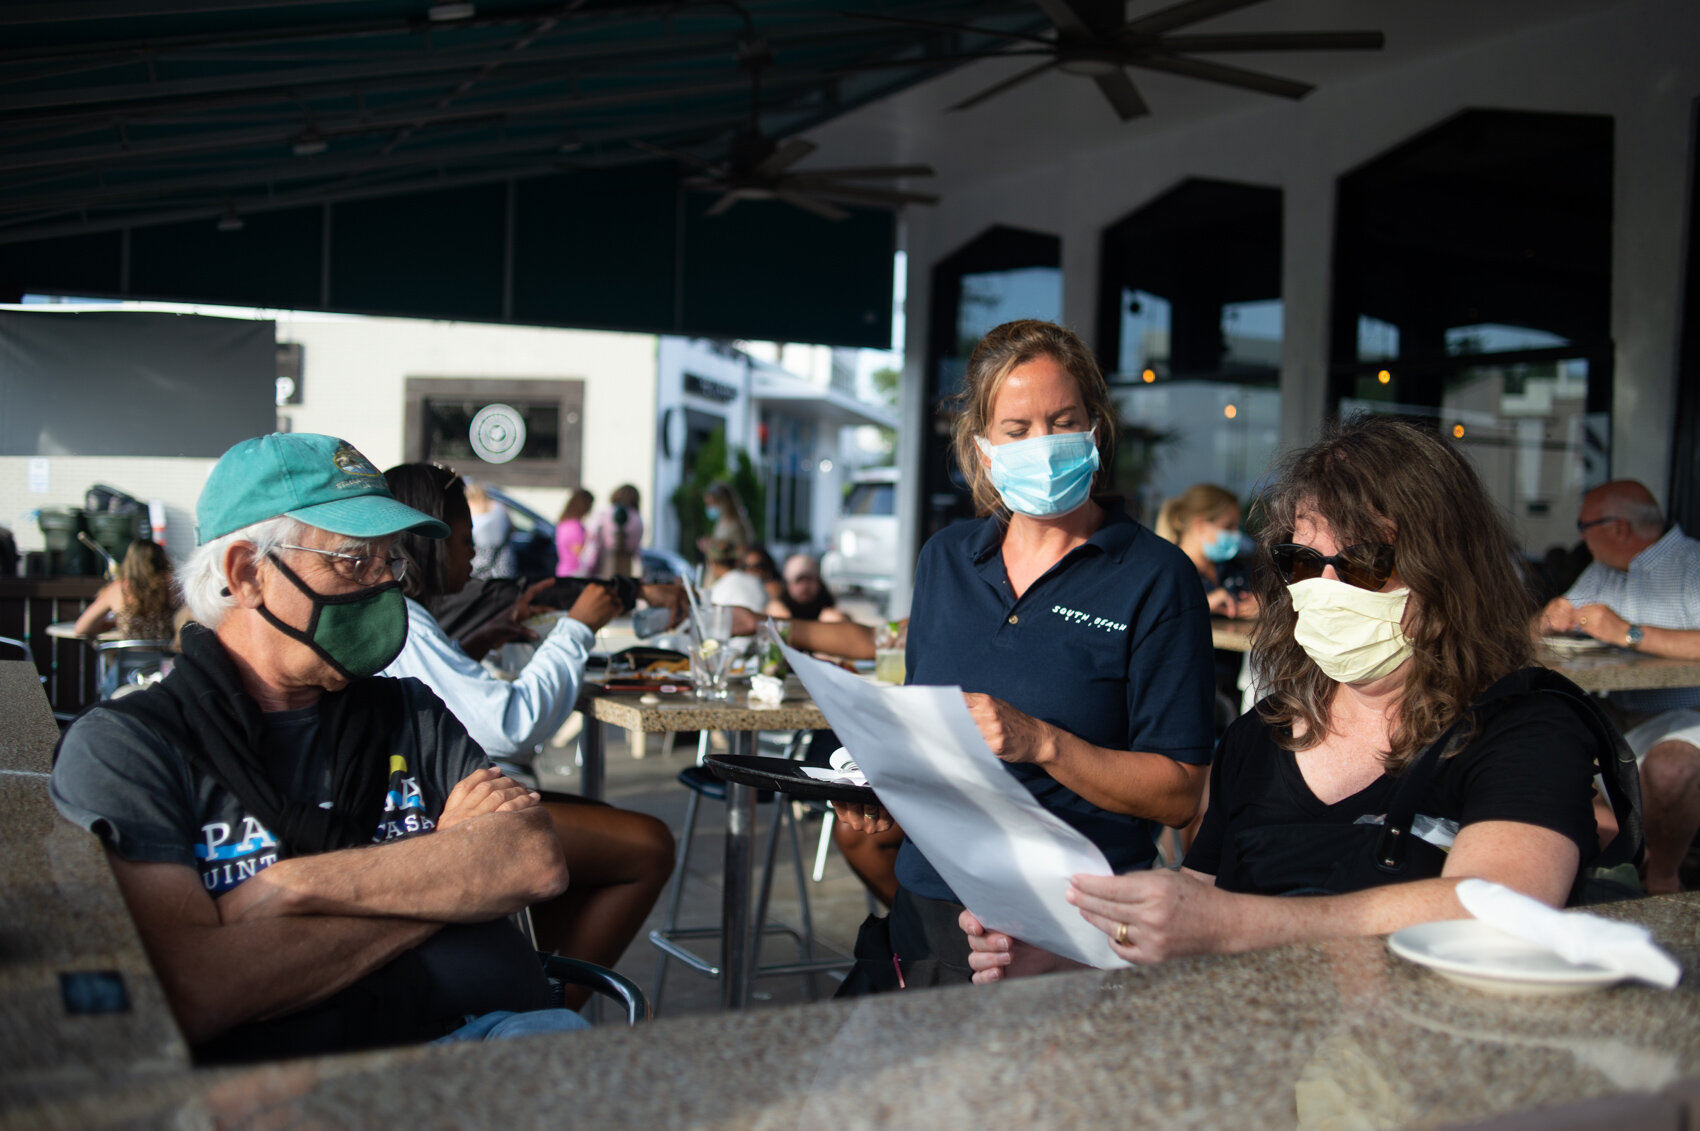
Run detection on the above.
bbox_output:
[52,433,588,1062]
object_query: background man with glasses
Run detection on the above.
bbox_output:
[1540,480,1700,893]
[52,433,587,1062]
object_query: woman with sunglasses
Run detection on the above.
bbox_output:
[378,463,675,1002]
[963,415,1608,977]
[834,319,1216,992]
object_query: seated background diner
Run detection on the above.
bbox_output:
[73,536,181,695]
[554,487,595,577]
[964,415,1626,979]
[381,462,675,1000]
[767,552,846,623]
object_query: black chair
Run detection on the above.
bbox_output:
[540,954,651,1026]
[512,908,651,1026]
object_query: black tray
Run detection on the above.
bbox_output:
[704,754,875,804]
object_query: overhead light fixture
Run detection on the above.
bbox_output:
[216,203,244,232]
[428,3,475,20]
[291,130,327,157]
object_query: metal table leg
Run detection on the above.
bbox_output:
[580,710,605,802]
[720,730,757,1010]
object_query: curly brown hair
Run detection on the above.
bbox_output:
[115,539,176,639]
[948,319,1118,519]
[1249,415,1536,771]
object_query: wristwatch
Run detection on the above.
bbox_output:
[1626,624,1644,648]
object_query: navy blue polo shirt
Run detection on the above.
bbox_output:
[896,501,1216,902]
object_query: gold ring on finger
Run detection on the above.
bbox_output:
[1115,922,1130,946]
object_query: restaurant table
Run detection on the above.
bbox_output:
[579,683,828,1010]
[45,620,173,700]
[1208,616,1700,694]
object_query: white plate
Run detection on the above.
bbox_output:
[1539,634,1616,656]
[1387,920,1626,996]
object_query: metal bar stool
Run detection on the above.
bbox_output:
[647,730,846,1012]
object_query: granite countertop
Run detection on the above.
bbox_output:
[8,659,1700,1131]
[588,687,828,734]
[11,896,1700,1130]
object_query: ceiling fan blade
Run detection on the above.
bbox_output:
[837,10,1054,46]
[1093,69,1150,120]
[1036,0,1126,38]
[704,191,741,216]
[776,190,850,222]
[1158,30,1385,53]
[754,138,816,177]
[950,59,1060,112]
[1131,52,1313,99]
[797,182,941,207]
[787,164,936,180]
[1124,0,1268,38]
[630,138,722,174]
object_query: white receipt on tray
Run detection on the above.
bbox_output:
[777,639,1129,969]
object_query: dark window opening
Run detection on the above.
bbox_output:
[1330,108,1615,559]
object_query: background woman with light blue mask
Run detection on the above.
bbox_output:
[963,415,1624,983]
[833,318,1217,995]
[1158,482,1260,621]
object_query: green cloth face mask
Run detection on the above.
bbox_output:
[258,553,409,680]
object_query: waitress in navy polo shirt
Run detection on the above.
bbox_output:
[834,319,1215,992]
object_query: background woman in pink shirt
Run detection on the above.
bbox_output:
[554,488,594,577]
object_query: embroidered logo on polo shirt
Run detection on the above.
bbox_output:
[1051,604,1127,633]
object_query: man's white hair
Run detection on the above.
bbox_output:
[179,516,311,627]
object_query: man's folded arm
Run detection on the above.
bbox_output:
[216,804,570,924]
[107,853,441,1044]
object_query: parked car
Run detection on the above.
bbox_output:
[482,485,691,583]
[821,467,899,595]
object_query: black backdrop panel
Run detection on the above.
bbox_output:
[0,169,896,348]
[679,191,894,345]
[132,206,323,311]
[0,232,123,301]
[0,311,273,457]
[332,184,508,322]
[512,168,678,333]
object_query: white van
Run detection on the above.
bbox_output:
[821,467,899,595]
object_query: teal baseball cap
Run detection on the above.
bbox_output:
[197,433,449,544]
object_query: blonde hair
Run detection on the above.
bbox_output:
[949,320,1117,519]
[1157,484,1239,544]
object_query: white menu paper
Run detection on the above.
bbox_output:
[778,639,1130,969]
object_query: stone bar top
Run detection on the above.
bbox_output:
[7,658,1700,1131]
[587,684,827,734]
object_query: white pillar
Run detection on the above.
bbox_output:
[1279,167,1336,453]
[1609,96,1688,494]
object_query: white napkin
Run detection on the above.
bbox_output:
[798,747,870,788]
[1455,879,1682,988]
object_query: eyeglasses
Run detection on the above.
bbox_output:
[1575,516,1623,534]
[1271,542,1396,591]
[279,543,408,585]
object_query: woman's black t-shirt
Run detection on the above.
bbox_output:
[1186,688,1601,893]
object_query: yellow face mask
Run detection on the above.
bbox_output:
[1288,577,1413,685]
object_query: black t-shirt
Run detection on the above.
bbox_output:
[1186,688,1601,892]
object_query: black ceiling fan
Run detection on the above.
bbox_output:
[849,0,1384,122]
[635,38,939,220]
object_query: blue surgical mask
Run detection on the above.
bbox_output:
[974,430,1099,518]
[1203,528,1243,563]
[705,505,721,522]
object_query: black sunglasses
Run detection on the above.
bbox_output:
[1271,542,1397,591]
